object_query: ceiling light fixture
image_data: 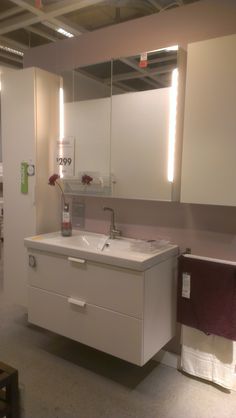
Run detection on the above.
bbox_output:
[0,45,24,57]
[57,28,74,38]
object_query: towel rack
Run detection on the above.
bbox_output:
[182,253,236,266]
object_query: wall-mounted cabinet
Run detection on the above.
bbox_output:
[181,34,236,206]
[61,46,186,201]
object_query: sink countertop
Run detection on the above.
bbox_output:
[24,230,179,271]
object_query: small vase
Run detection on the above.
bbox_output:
[61,202,72,237]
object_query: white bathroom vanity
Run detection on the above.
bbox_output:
[24,231,178,366]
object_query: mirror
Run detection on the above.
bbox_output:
[61,46,182,200]
[61,61,112,195]
[111,47,178,200]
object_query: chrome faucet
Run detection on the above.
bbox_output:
[103,207,121,239]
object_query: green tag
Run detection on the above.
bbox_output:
[21,162,28,193]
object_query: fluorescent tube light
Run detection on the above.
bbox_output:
[59,86,65,178]
[157,45,179,53]
[0,45,24,56]
[167,68,178,183]
[43,22,74,38]
[57,28,74,38]
[59,87,64,141]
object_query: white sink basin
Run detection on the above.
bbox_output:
[24,230,178,271]
[62,232,109,251]
[101,237,170,254]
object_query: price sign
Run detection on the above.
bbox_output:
[56,136,75,177]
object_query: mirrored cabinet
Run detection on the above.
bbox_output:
[60,46,186,201]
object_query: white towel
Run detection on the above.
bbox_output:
[181,325,236,390]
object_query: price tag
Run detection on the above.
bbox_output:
[56,136,75,177]
[139,52,148,68]
[21,162,28,193]
[182,272,191,299]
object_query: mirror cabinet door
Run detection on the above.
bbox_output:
[61,61,112,195]
[111,47,178,200]
[61,46,183,200]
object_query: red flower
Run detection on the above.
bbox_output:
[48,173,60,186]
[82,174,93,185]
[48,174,65,206]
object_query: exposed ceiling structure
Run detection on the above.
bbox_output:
[68,47,178,98]
[0,0,200,69]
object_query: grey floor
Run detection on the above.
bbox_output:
[1,258,236,417]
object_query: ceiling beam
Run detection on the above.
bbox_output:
[146,0,163,11]
[0,35,27,51]
[0,50,23,64]
[0,6,22,21]
[109,63,174,83]
[120,57,166,87]
[0,0,105,36]
[58,16,88,34]
[26,25,58,42]
[42,0,107,17]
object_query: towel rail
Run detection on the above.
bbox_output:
[182,253,236,266]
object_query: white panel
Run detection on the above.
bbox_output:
[143,258,177,363]
[181,34,236,205]
[2,68,37,306]
[29,287,143,365]
[111,89,172,200]
[28,250,144,318]
[2,68,60,306]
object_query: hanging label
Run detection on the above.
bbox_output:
[56,136,75,177]
[139,52,148,68]
[62,211,70,223]
[21,162,28,194]
[35,0,42,8]
[182,272,191,299]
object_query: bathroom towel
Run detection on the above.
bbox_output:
[181,325,236,390]
[177,255,236,340]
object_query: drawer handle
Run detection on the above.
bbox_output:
[68,257,86,264]
[68,297,86,308]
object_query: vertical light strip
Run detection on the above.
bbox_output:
[59,86,64,141]
[167,68,178,182]
[59,86,64,177]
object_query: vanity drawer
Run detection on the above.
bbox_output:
[28,250,144,318]
[28,287,143,365]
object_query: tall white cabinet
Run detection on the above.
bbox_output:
[181,34,236,206]
[2,67,61,306]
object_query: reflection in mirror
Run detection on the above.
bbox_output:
[61,61,112,195]
[111,47,179,200]
[112,46,177,94]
